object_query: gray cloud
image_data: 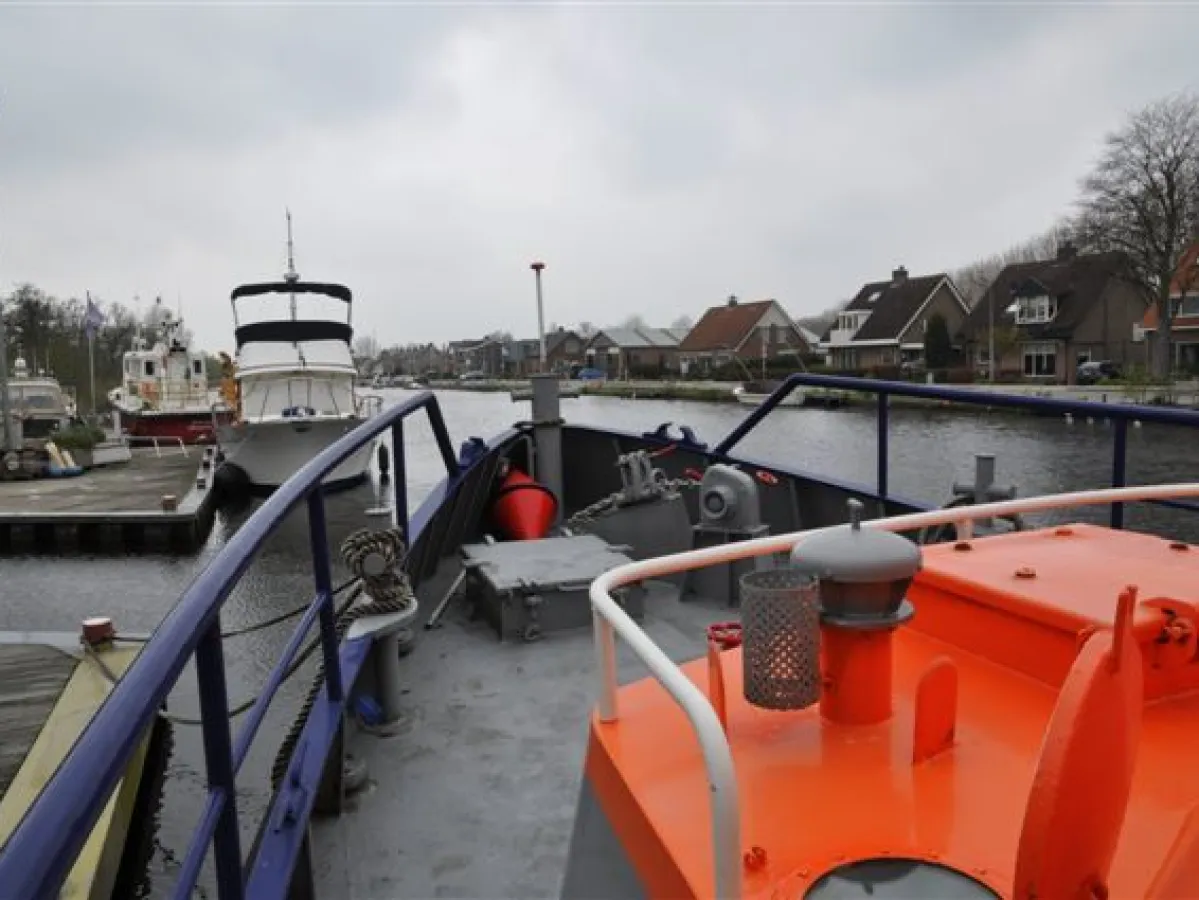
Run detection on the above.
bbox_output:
[0,3,1196,354]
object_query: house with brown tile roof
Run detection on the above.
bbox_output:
[822,266,968,371]
[1139,240,1199,374]
[677,297,810,374]
[959,245,1143,383]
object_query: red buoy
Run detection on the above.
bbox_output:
[491,468,557,541]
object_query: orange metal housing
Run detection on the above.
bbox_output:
[584,524,1199,899]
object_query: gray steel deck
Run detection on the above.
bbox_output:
[312,567,731,899]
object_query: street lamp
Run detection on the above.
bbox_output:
[530,261,546,372]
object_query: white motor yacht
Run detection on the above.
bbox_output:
[215,216,382,492]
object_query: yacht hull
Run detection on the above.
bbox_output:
[216,417,376,490]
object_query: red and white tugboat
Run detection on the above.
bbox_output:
[107,300,231,444]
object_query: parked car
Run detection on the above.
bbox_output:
[574,368,607,381]
[1077,360,1121,385]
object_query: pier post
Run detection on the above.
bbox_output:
[530,374,564,526]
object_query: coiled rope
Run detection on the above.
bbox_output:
[269,526,416,787]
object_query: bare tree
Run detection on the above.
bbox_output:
[622,314,647,329]
[353,334,380,360]
[576,321,597,337]
[794,300,850,337]
[671,315,693,331]
[950,224,1073,308]
[1072,91,1199,378]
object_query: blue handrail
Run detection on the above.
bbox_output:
[715,374,1199,528]
[0,390,459,900]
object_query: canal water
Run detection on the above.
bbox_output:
[1,388,1195,897]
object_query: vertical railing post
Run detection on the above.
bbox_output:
[425,400,460,478]
[877,391,890,504]
[1111,417,1128,530]
[195,620,245,900]
[307,491,343,702]
[391,420,409,541]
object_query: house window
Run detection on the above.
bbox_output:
[144,360,156,377]
[1014,295,1056,325]
[1022,342,1056,377]
[192,359,203,375]
[1170,295,1199,318]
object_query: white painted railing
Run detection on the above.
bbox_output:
[126,435,189,457]
[589,482,1199,900]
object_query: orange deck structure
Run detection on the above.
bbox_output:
[585,524,1199,898]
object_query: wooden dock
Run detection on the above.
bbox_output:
[0,448,217,554]
[0,632,152,899]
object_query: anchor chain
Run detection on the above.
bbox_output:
[269,527,417,788]
[566,473,701,531]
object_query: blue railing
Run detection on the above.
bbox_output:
[0,390,460,900]
[715,374,1199,529]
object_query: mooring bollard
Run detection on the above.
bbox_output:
[81,616,115,647]
[161,494,179,512]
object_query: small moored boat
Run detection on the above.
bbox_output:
[107,302,230,445]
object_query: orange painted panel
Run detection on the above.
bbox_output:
[586,525,1199,899]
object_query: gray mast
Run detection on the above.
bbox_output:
[284,208,299,321]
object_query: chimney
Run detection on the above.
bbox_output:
[1057,241,1078,261]
[892,266,908,285]
[727,294,738,307]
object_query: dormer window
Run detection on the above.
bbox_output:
[836,311,870,332]
[1014,294,1056,325]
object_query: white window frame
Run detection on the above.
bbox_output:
[1022,342,1057,377]
[1014,294,1056,325]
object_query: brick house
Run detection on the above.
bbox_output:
[585,326,686,379]
[677,297,809,374]
[958,245,1144,383]
[1138,240,1199,374]
[546,328,586,374]
[822,267,968,370]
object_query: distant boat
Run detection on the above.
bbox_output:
[4,356,75,439]
[733,380,806,407]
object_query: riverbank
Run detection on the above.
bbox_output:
[428,377,1199,410]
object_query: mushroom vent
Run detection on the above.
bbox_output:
[790,498,922,629]
[739,569,821,710]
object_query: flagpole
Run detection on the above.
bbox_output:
[88,332,95,418]
[86,291,97,420]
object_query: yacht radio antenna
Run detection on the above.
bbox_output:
[284,208,299,321]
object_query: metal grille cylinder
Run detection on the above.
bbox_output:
[739,569,821,710]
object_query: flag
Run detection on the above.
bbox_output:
[83,293,105,341]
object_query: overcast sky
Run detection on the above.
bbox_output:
[1,2,1196,353]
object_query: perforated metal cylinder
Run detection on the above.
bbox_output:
[739,570,821,710]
